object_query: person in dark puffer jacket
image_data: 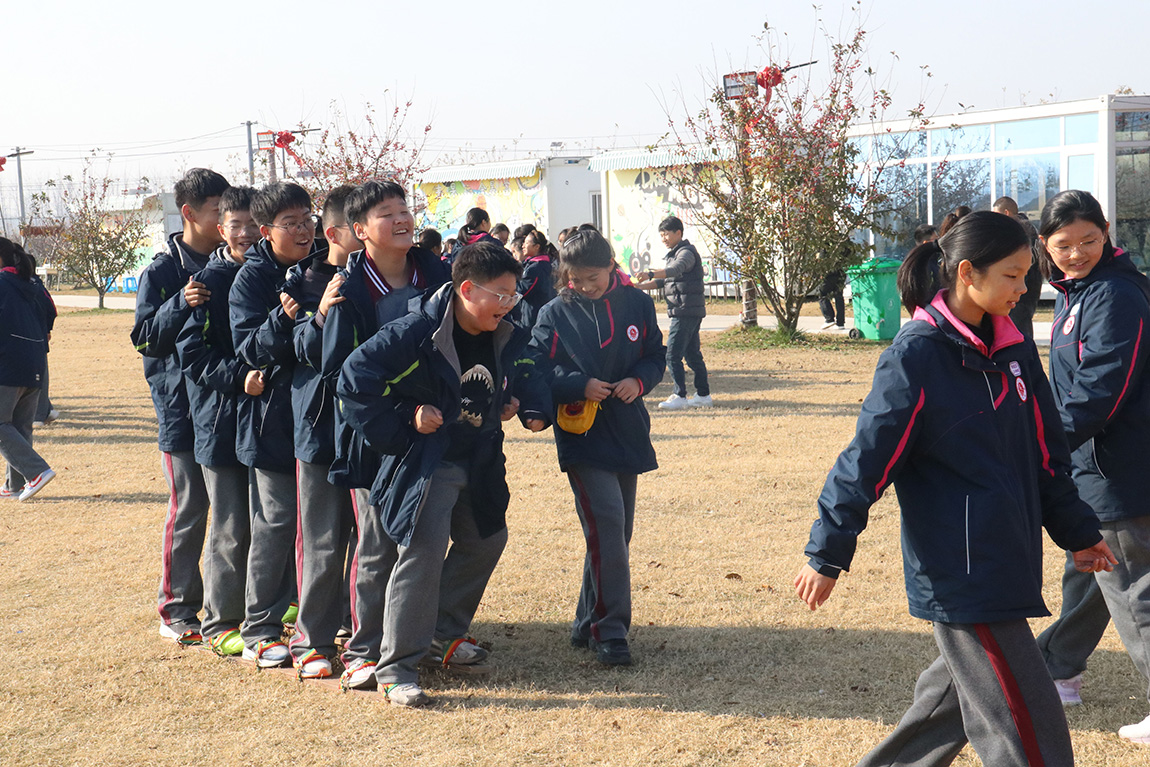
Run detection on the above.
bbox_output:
[634,215,710,410]
[0,237,54,502]
[797,211,1116,766]
[1029,190,1150,743]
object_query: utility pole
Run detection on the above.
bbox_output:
[244,121,255,185]
[6,147,34,233]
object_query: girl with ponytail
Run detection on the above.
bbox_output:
[798,211,1115,764]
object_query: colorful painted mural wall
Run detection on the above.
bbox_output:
[418,169,546,236]
[605,167,733,285]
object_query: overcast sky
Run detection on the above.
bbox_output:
[3,0,1147,222]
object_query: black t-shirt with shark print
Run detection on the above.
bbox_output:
[441,323,498,463]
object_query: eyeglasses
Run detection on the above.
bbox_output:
[1048,238,1104,257]
[471,281,522,308]
[268,215,318,234]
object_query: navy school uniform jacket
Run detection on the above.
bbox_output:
[528,274,666,475]
[130,233,211,452]
[321,246,451,488]
[510,254,554,328]
[337,283,549,547]
[805,291,1102,624]
[1049,246,1150,523]
[230,239,299,474]
[281,247,339,466]
[175,248,246,468]
[0,270,49,388]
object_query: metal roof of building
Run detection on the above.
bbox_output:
[420,159,544,183]
[588,144,732,171]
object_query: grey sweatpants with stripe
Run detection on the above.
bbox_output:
[566,464,637,644]
[1095,515,1150,703]
[343,486,398,665]
[156,450,209,632]
[200,464,252,639]
[0,385,49,491]
[289,459,355,661]
[856,620,1073,767]
[376,460,507,686]
[1035,550,1111,680]
[241,467,297,648]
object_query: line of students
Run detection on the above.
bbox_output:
[135,169,665,707]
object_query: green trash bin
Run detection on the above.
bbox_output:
[846,257,903,340]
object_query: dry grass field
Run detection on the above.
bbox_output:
[0,309,1144,766]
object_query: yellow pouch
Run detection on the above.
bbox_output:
[556,399,599,434]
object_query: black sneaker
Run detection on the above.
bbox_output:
[589,638,632,666]
[570,633,590,649]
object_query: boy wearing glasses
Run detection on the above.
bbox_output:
[320,180,451,690]
[228,182,315,667]
[338,241,548,707]
[278,184,362,679]
[175,185,264,657]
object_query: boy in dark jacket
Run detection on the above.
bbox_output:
[320,180,451,690]
[635,216,711,410]
[131,168,228,645]
[175,185,262,656]
[337,241,548,706]
[228,182,314,667]
[280,184,362,679]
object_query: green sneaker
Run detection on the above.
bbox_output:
[282,602,299,625]
[207,628,244,657]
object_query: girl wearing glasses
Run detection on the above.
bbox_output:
[529,229,666,666]
[1034,190,1150,744]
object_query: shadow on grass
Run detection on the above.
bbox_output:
[32,491,169,505]
[420,622,1146,730]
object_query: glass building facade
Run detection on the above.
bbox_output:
[850,95,1150,270]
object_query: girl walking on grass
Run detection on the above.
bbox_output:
[795,211,1116,766]
[530,229,665,666]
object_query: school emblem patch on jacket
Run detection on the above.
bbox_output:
[627,324,639,342]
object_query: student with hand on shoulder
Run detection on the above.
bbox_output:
[319,180,451,691]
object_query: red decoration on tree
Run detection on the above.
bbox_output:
[756,66,784,101]
[0,157,6,172]
[273,130,306,170]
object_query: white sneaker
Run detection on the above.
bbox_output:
[384,681,431,708]
[687,394,713,408]
[1053,674,1083,706]
[658,394,689,411]
[820,321,837,330]
[1119,713,1150,743]
[430,637,488,665]
[18,469,55,501]
[340,658,378,690]
[242,640,290,668]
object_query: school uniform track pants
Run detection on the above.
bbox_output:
[200,464,252,640]
[1035,550,1111,680]
[856,620,1073,767]
[343,486,398,665]
[0,385,49,491]
[566,464,637,644]
[1095,516,1150,703]
[157,450,209,632]
[242,467,297,648]
[376,461,507,686]
[289,459,355,662]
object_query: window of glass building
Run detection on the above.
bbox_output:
[933,158,990,222]
[1116,112,1150,142]
[1117,147,1150,271]
[1067,155,1095,194]
[931,125,992,156]
[995,153,1060,221]
[1065,113,1099,145]
[872,163,928,258]
[995,118,1060,151]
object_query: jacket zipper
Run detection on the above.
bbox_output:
[1090,437,1108,479]
[965,494,971,575]
[982,372,995,409]
[259,387,274,434]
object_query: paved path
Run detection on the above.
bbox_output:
[53,293,1053,346]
